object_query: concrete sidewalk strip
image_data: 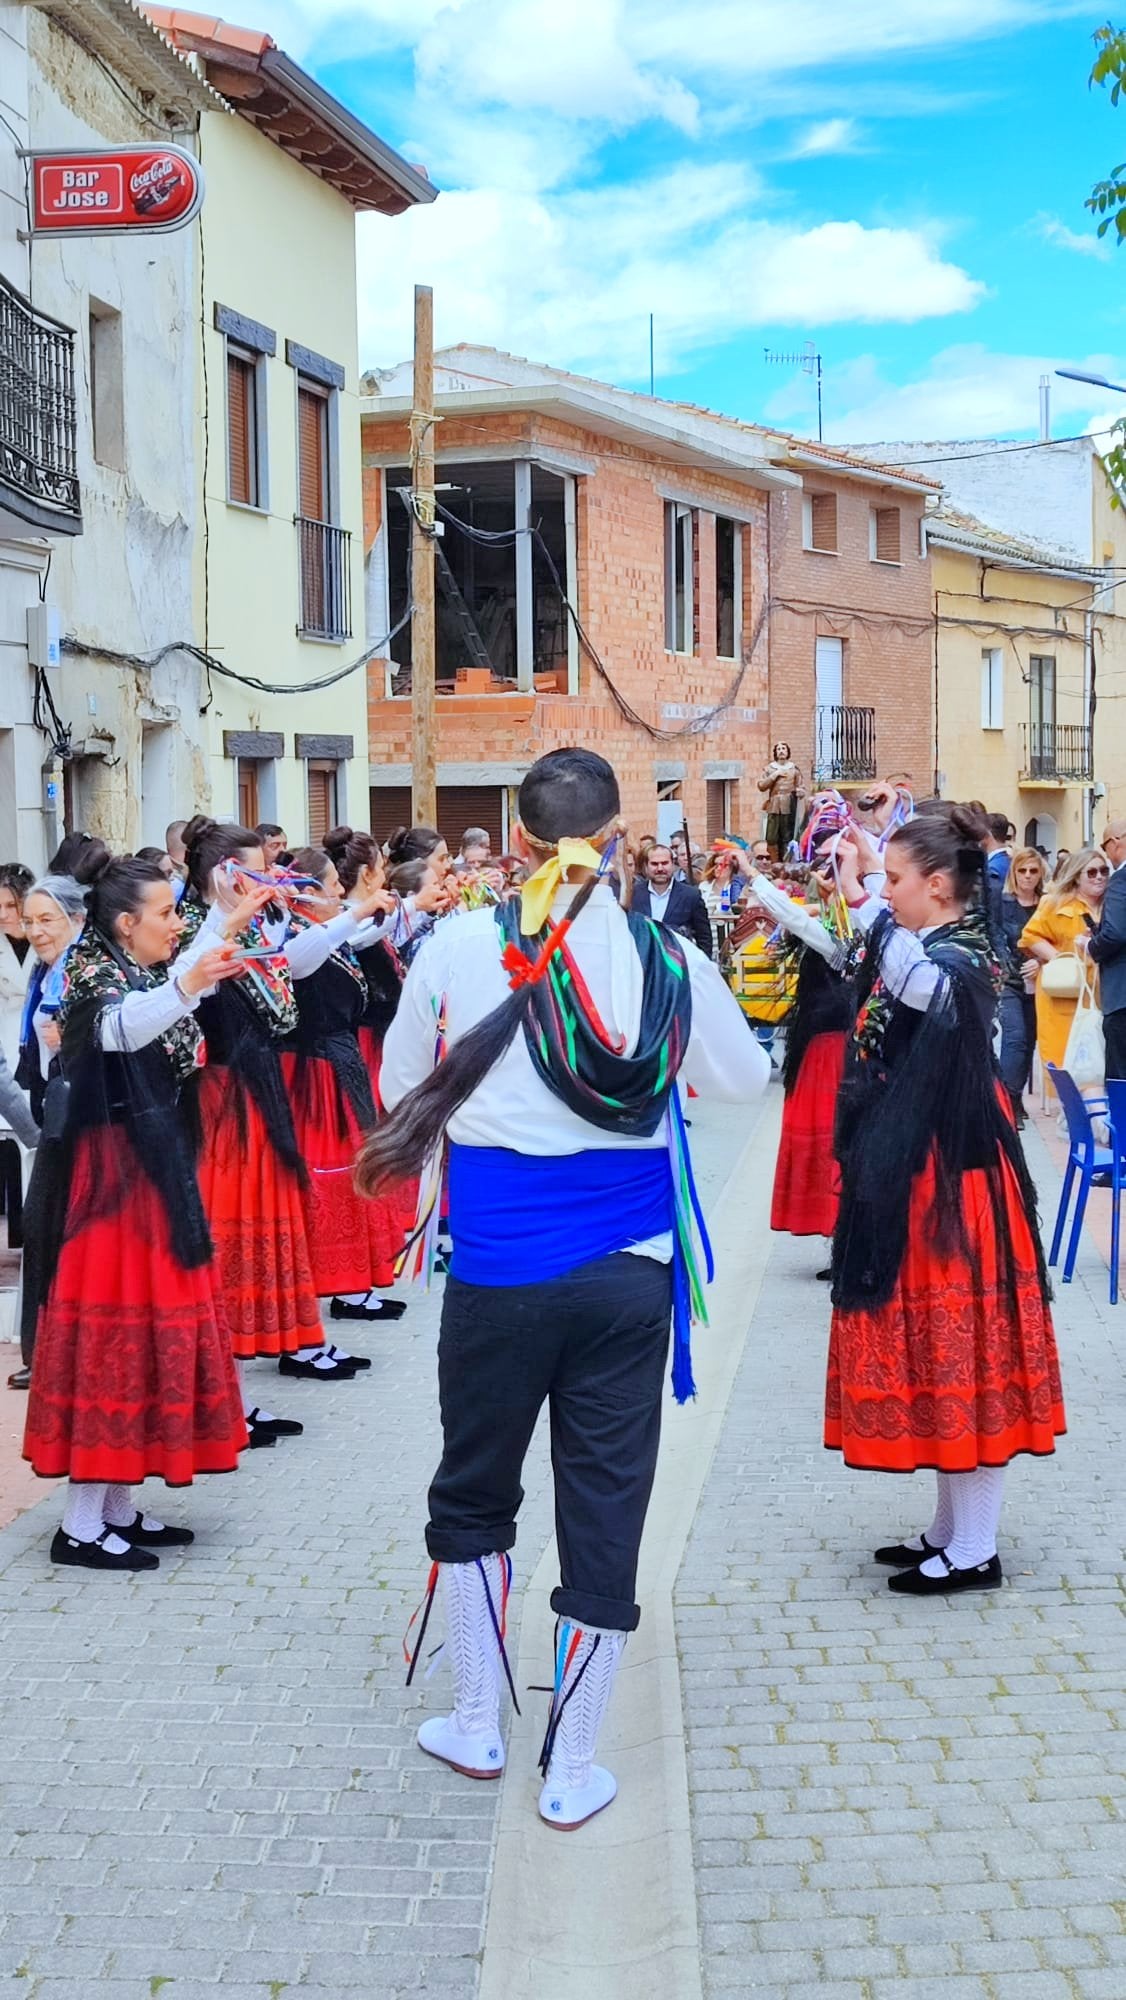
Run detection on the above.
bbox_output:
[478,1091,777,2000]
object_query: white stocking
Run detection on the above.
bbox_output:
[102,1484,136,1528]
[62,1482,108,1542]
[919,1467,1005,1576]
[928,1472,955,1548]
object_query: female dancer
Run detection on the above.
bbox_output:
[23,856,248,1570]
[764,850,853,1250]
[830,807,1064,1595]
[280,846,413,1345]
[180,819,326,1433]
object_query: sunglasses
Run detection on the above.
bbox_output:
[1084,868,1109,879]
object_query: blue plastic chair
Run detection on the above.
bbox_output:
[1046,1064,1112,1283]
[1103,1077,1126,1306]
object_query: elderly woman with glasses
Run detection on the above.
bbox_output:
[1019,846,1110,1096]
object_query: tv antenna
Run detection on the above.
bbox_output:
[764,340,823,441]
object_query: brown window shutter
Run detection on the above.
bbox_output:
[227,351,254,505]
[306,762,337,844]
[436,786,505,852]
[236,758,259,829]
[874,507,901,563]
[369,786,413,843]
[298,385,328,522]
[810,492,837,552]
[706,779,727,846]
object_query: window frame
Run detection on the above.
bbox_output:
[664,500,696,654]
[980,647,1004,731]
[714,516,743,660]
[89,298,125,472]
[224,336,269,511]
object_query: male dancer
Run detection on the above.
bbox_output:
[362,749,766,1830]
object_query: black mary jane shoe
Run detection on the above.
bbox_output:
[888,1552,1003,1596]
[247,1407,304,1439]
[116,1512,195,1548]
[329,1295,407,1323]
[7,1365,30,1391]
[247,1422,277,1448]
[49,1527,159,1572]
[278,1352,358,1381]
[874,1532,942,1569]
[323,1343,371,1372]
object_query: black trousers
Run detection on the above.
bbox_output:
[998,990,1037,1097]
[427,1252,673,1633]
[1105,1006,1126,1084]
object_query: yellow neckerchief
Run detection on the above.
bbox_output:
[519,839,605,935]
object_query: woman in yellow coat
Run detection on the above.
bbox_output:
[1019,846,1109,1091]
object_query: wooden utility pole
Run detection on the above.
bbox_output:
[410,284,437,827]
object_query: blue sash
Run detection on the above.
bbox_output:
[447,1144,673,1287]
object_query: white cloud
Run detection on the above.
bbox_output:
[1032,213,1112,262]
[359,176,984,379]
[789,345,1126,443]
[787,118,865,159]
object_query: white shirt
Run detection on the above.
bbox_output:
[381,880,767,1153]
[381,881,768,1261]
[851,876,944,1012]
[647,884,673,922]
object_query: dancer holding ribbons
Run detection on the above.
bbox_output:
[22,856,248,1569]
[359,749,767,1831]
[828,805,1064,1595]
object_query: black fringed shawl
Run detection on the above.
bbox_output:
[830,908,1050,1314]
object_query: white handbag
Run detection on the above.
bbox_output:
[1062,963,1105,1089]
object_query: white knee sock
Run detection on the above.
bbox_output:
[928,1472,955,1547]
[920,1467,1005,1575]
[102,1484,136,1528]
[61,1481,132,1553]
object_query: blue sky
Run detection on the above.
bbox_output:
[261,1,1125,442]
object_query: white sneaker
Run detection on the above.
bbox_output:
[418,1711,505,1779]
[538,1621,625,1832]
[538,1762,616,1830]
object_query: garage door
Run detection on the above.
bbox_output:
[436,787,505,854]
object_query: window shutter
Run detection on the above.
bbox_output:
[809,493,837,552]
[298,384,328,522]
[306,762,337,844]
[706,779,728,846]
[369,786,413,843]
[873,507,901,563]
[227,351,254,505]
[436,786,505,852]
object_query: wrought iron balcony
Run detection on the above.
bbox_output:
[813,703,876,785]
[296,516,351,641]
[0,272,81,535]
[1022,722,1093,782]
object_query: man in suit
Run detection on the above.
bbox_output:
[1085,818,1126,1079]
[631,844,713,959]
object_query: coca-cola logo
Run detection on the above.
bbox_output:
[129,156,184,197]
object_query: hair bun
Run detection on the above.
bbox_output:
[182,814,219,858]
[947,801,990,845]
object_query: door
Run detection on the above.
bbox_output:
[306,761,338,844]
[1028,655,1056,775]
[237,758,260,831]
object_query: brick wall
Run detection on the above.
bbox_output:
[768,474,935,800]
[363,409,772,842]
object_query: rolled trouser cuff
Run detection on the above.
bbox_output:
[550,1584,640,1634]
[426,1521,517,1563]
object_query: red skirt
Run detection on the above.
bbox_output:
[826,1151,1066,1472]
[24,1128,247,1485]
[771,1029,845,1236]
[280,1051,413,1295]
[358,1023,383,1099]
[194,1065,323,1360]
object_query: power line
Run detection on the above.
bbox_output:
[61,606,413,697]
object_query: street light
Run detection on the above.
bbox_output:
[1056,366,1126,395]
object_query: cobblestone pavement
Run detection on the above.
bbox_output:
[676,1119,1126,2000]
[0,1103,746,2000]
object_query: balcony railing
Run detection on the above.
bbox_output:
[1022,721,1093,782]
[813,703,876,784]
[0,272,80,534]
[296,516,351,641]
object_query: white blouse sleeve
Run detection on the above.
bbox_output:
[284,910,355,979]
[97,977,201,1053]
[850,884,944,1013]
